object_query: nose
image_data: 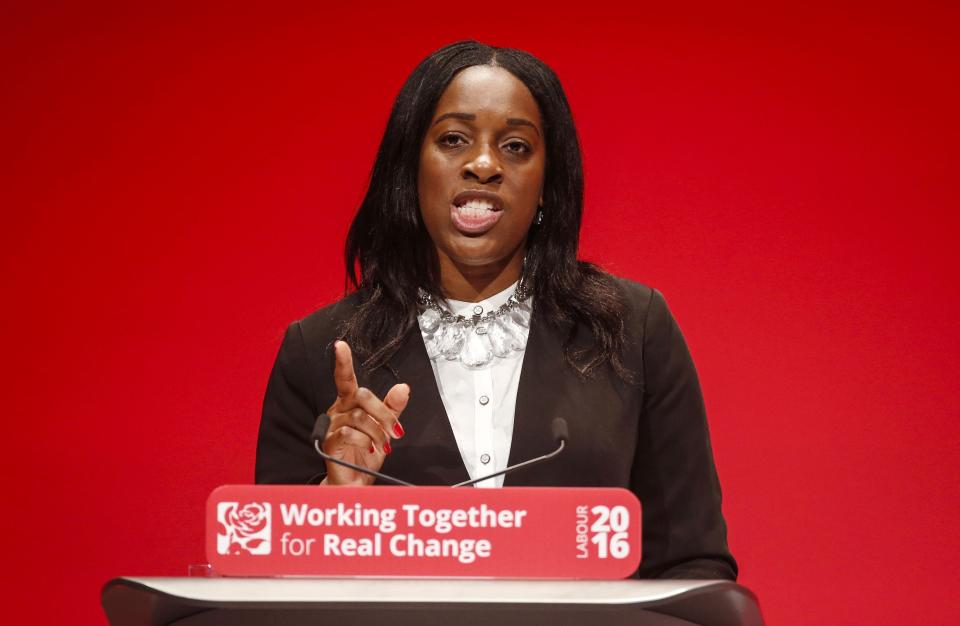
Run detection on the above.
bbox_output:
[462,142,502,184]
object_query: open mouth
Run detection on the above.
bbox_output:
[450,192,503,236]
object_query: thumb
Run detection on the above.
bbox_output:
[383,383,410,437]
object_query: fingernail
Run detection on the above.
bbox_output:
[393,422,405,438]
[384,441,392,455]
[369,443,375,454]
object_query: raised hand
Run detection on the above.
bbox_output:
[320,341,409,485]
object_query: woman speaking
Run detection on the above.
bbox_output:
[255,41,737,580]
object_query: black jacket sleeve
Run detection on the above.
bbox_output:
[632,289,738,580]
[255,321,327,485]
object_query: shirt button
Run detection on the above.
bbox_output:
[479,395,489,406]
[480,453,491,464]
[473,305,483,315]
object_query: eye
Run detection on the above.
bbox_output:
[438,133,467,148]
[503,139,531,155]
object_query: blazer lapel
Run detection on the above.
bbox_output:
[367,326,470,486]
[504,309,571,486]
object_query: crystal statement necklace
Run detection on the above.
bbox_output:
[417,282,532,368]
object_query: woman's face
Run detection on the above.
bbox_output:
[418,65,545,274]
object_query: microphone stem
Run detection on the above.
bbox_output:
[313,440,416,487]
[452,440,566,488]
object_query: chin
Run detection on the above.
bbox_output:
[450,251,504,267]
[445,240,519,269]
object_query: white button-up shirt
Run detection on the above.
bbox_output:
[418,283,528,488]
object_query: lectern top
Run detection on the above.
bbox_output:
[116,576,725,605]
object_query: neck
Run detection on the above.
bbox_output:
[437,248,524,302]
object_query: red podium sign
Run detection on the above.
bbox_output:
[207,485,641,579]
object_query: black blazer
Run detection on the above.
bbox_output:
[256,277,737,580]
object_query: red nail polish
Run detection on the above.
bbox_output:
[369,443,375,454]
[384,441,392,455]
[393,422,405,438]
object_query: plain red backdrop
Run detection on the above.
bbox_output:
[2,2,958,624]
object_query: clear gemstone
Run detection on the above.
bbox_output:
[439,323,465,360]
[487,319,513,357]
[423,332,441,359]
[502,317,528,350]
[462,329,493,367]
[510,302,532,327]
[420,307,441,333]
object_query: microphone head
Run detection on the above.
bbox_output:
[311,413,332,442]
[551,417,569,444]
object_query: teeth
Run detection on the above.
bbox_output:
[458,199,497,213]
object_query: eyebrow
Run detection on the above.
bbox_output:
[433,112,475,125]
[432,112,541,136]
[506,118,540,135]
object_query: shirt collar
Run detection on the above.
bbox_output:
[444,281,519,318]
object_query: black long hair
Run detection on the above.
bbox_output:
[342,40,628,379]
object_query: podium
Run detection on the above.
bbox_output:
[102,577,764,625]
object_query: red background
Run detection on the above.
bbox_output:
[3,2,958,624]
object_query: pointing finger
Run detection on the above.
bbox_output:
[333,341,358,400]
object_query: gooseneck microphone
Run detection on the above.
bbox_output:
[311,414,569,488]
[311,413,415,486]
[451,417,568,487]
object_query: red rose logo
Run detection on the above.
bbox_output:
[217,502,271,555]
[227,503,268,537]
